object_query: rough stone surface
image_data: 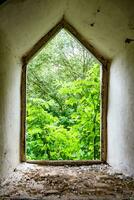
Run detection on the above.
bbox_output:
[0,164,134,200]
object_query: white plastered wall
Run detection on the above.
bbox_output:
[0,0,134,178]
[108,44,134,176]
[0,33,21,176]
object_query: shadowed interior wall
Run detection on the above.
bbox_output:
[108,44,134,176]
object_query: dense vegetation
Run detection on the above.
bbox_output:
[26,29,101,160]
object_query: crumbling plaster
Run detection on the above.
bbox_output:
[0,0,134,177]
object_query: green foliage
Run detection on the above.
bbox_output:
[26,29,101,160]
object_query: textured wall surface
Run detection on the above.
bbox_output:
[108,44,134,176]
[0,32,21,176]
[0,0,134,178]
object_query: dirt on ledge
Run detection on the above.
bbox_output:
[0,163,134,200]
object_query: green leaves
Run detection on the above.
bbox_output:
[26,29,101,161]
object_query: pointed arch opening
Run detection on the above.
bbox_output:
[21,19,109,165]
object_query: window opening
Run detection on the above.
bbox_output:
[25,29,102,161]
